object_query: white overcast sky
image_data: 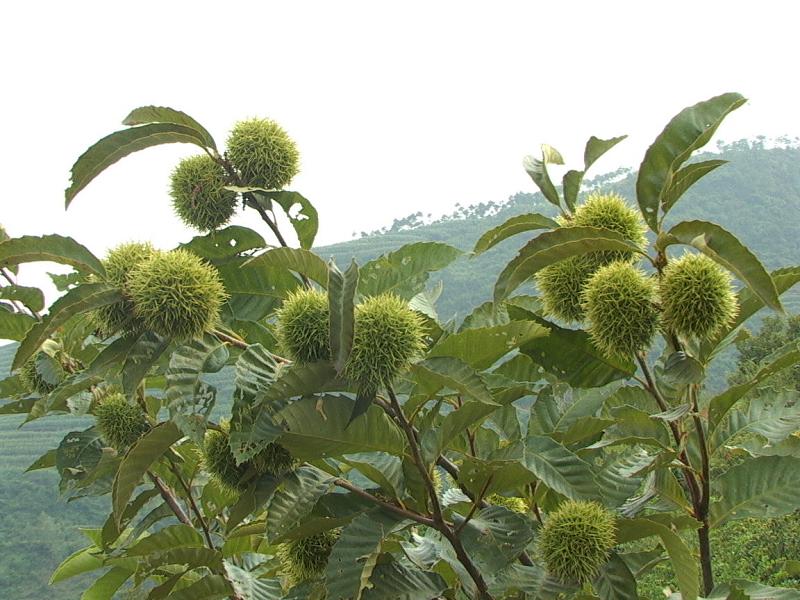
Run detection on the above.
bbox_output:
[1,1,798,257]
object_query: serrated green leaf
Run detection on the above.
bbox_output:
[660,220,780,311]
[636,92,746,230]
[122,331,169,398]
[26,448,57,472]
[523,151,561,207]
[122,105,217,150]
[661,159,727,214]
[80,566,132,600]
[472,213,559,255]
[224,562,282,600]
[112,422,182,525]
[126,524,204,556]
[245,247,329,287]
[500,435,597,500]
[596,450,650,508]
[708,346,800,431]
[358,242,462,299]
[0,284,44,313]
[166,574,231,599]
[711,395,800,455]
[411,356,495,404]
[230,361,340,462]
[66,123,210,206]
[180,225,266,262]
[166,335,228,442]
[494,226,645,301]
[0,234,105,276]
[616,517,699,600]
[341,452,404,499]
[325,511,406,600]
[329,260,359,373]
[428,321,548,370]
[50,545,104,584]
[585,135,627,170]
[55,428,104,492]
[218,258,300,322]
[277,395,406,460]
[361,560,447,600]
[13,283,122,370]
[234,343,279,400]
[0,309,35,341]
[562,170,584,212]
[455,505,535,571]
[514,312,635,388]
[594,552,637,600]
[266,466,333,542]
[710,456,800,527]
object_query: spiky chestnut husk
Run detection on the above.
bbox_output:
[128,249,227,341]
[582,262,659,359]
[345,294,426,391]
[661,253,738,340]
[535,255,596,323]
[94,242,158,336]
[538,500,616,583]
[169,154,237,232]
[487,493,528,514]
[18,352,64,395]
[95,393,150,451]
[275,289,330,363]
[253,442,296,477]
[203,428,249,492]
[277,529,340,584]
[226,118,300,190]
[573,192,647,262]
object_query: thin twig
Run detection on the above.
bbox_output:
[387,387,494,599]
[333,478,437,527]
[167,459,214,549]
[148,471,191,526]
[455,476,492,535]
[376,393,535,568]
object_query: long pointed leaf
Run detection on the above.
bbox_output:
[66,123,210,206]
[710,456,800,527]
[636,92,746,230]
[13,283,122,370]
[494,226,645,301]
[245,247,329,287]
[0,234,105,276]
[122,105,217,150]
[112,422,182,525]
[661,159,727,213]
[329,260,359,373]
[472,213,559,255]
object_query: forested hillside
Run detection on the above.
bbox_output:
[1,139,799,598]
[319,140,800,318]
